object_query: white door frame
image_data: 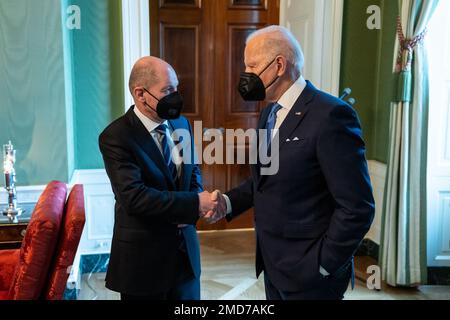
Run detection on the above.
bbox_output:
[426,1,450,267]
[121,0,151,110]
[280,0,344,96]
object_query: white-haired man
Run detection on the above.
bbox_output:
[208,25,375,300]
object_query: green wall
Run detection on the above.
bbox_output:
[68,0,124,169]
[0,0,71,185]
[0,0,123,186]
[340,0,398,163]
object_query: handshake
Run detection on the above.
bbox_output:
[198,190,228,224]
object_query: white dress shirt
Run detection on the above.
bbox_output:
[274,75,307,130]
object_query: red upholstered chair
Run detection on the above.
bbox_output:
[0,181,67,300]
[44,184,85,300]
[0,250,19,299]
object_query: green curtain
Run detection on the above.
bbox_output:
[380,0,439,287]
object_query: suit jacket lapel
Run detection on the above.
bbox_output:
[256,81,317,189]
[126,107,176,190]
[277,81,316,149]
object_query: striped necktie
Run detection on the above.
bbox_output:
[265,103,283,152]
[155,123,178,183]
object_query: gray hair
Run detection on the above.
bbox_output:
[246,25,304,78]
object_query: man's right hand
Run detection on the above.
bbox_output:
[198,191,219,217]
[203,190,227,224]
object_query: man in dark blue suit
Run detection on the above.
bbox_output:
[99,57,219,300]
[207,26,375,300]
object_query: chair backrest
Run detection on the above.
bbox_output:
[44,184,86,300]
[8,181,67,300]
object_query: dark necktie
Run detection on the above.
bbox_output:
[155,123,178,183]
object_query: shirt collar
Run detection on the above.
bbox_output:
[277,75,307,111]
[133,105,167,134]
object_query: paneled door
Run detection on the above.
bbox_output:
[280,0,343,96]
[150,0,279,230]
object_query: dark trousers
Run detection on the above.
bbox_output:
[264,262,352,300]
[121,232,200,300]
[121,276,200,300]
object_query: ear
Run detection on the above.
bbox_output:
[275,55,287,77]
[134,87,145,102]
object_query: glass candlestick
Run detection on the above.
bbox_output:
[2,141,23,223]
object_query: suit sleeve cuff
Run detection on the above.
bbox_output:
[223,194,234,222]
[223,194,232,214]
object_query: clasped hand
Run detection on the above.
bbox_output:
[198,190,227,224]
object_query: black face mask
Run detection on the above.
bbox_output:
[143,88,183,120]
[238,58,280,101]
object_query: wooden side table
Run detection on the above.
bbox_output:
[0,222,28,250]
[0,203,34,250]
